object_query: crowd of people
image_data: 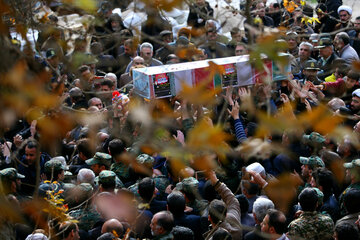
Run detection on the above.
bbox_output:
[2,0,360,239]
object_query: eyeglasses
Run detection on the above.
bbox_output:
[339,14,348,17]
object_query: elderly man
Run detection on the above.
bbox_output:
[125,42,162,73]
[292,42,315,74]
[334,32,359,65]
[316,38,339,80]
[150,211,175,240]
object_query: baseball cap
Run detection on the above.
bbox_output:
[136,154,155,166]
[343,159,360,169]
[45,158,67,173]
[246,162,266,177]
[86,152,112,168]
[299,156,325,167]
[0,168,25,180]
[352,89,360,98]
[303,132,326,144]
[176,177,199,194]
[98,170,116,185]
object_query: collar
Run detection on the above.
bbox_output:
[339,44,350,56]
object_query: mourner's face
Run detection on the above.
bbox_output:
[339,10,351,22]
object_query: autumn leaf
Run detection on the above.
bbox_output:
[265,173,300,214]
[298,104,343,135]
[352,61,360,72]
[140,0,184,11]
[186,118,231,157]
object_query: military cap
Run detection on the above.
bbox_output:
[303,132,326,144]
[0,168,25,180]
[344,159,360,169]
[299,156,325,167]
[136,154,154,165]
[313,187,324,205]
[176,177,199,194]
[98,170,116,185]
[304,60,320,70]
[86,152,112,168]
[45,159,67,173]
[314,38,332,49]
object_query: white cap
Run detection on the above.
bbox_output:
[352,89,360,98]
[338,5,352,15]
[246,162,266,177]
[25,233,49,240]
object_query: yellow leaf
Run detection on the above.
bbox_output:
[187,118,231,157]
[300,0,306,6]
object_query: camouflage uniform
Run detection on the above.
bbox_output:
[68,183,101,231]
[69,206,102,231]
[339,159,360,216]
[152,232,174,240]
[0,168,23,240]
[110,162,130,180]
[288,211,334,240]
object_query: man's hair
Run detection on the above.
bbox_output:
[88,97,102,108]
[101,79,114,89]
[347,70,360,81]
[25,139,39,150]
[236,194,250,214]
[253,197,274,222]
[140,42,153,52]
[299,188,318,211]
[311,168,335,198]
[124,38,134,47]
[230,27,240,36]
[167,191,186,217]
[156,211,174,232]
[108,138,126,156]
[335,222,360,240]
[299,41,313,51]
[213,227,232,240]
[242,180,260,195]
[138,177,155,202]
[77,138,94,159]
[59,222,78,239]
[327,97,345,111]
[344,189,360,213]
[337,32,350,45]
[171,226,194,240]
[266,209,287,235]
[102,218,124,237]
[77,168,95,185]
[209,199,227,224]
